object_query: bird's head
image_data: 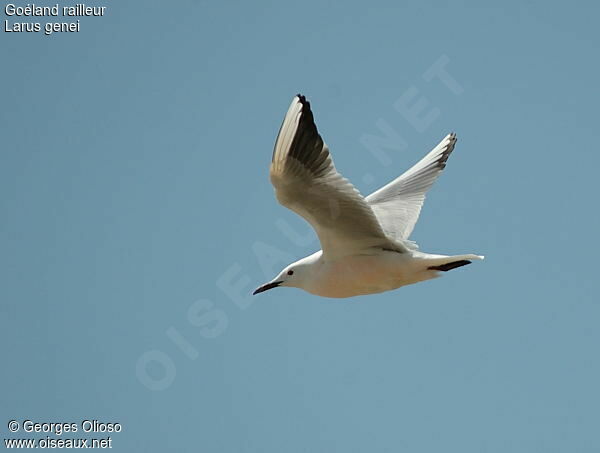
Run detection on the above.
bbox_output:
[252,255,318,295]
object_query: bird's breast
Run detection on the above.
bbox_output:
[306,253,416,298]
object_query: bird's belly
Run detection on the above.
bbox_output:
[307,253,430,298]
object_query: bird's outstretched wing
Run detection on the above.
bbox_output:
[366,133,457,242]
[270,95,406,259]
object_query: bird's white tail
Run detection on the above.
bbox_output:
[424,254,484,272]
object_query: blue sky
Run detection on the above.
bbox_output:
[1,1,599,452]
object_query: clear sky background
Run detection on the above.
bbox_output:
[1,1,599,452]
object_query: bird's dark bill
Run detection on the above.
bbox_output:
[253,281,282,295]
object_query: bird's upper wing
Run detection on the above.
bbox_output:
[366,133,457,242]
[270,95,406,259]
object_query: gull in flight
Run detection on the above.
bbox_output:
[254,94,483,298]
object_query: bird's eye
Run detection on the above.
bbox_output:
[287,270,294,276]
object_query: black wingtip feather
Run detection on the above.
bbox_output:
[296,94,311,112]
[428,260,471,272]
[272,94,329,177]
[436,132,458,170]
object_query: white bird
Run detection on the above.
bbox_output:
[253,94,483,298]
